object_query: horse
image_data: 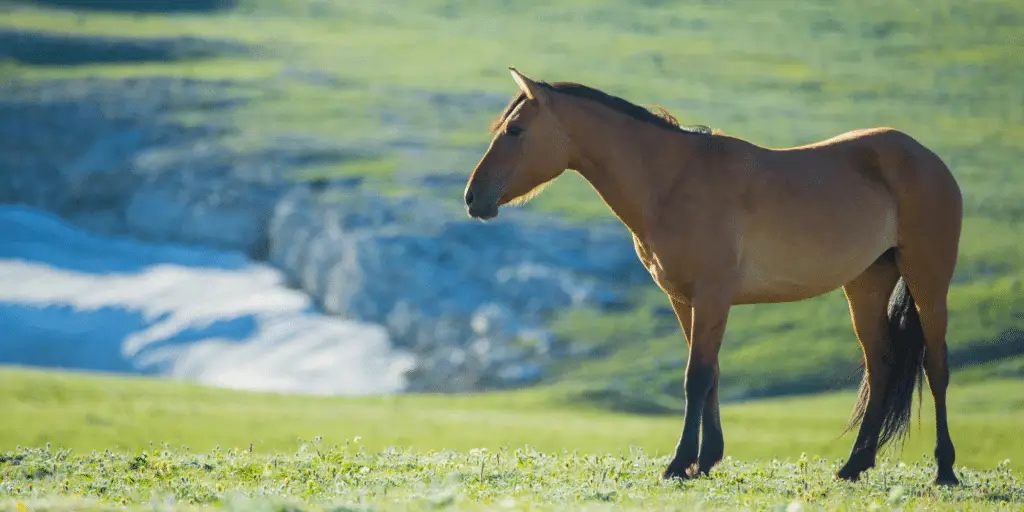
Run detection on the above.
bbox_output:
[463,68,963,486]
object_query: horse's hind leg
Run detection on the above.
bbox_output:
[895,244,960,485]
[888,153,962,485]
[836,257,901,481]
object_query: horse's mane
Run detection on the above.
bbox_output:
[490,81,713,136]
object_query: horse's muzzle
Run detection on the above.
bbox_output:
[465,184,500,220]
[467,203,499,220]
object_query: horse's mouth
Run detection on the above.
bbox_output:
[467,204,499,220]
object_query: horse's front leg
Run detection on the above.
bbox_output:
[697,362,724,476]
[662,290,732,481]
[664,298,724,476]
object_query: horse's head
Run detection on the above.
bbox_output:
[463,68,571,220]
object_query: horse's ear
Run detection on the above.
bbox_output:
[509,67,548,106]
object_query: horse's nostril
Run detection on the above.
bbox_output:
[465,189,475,206]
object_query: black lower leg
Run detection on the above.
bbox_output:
[838,441,878,481]
[697,369,724,475]
[924,344,959,486]
[837,400,884,481]
[935,427,958,484]
[933,401,959,485]
[664,361,715,480]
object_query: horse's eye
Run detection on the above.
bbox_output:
[506,125,523,137]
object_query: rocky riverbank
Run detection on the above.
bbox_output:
[0,75,648,393]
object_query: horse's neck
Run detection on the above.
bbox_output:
[559,101,673,239]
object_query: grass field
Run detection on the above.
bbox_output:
[1,367,1022,510]
[2,448,1021,511]
[2,1,1023,508]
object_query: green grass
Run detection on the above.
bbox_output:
[1,367,1022,510]
[2,367,1023,471]
[1,0,1022,402]
[3,446,1021,511]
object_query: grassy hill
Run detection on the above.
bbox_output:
[1,367,1022,510]
[1,0,1022,405]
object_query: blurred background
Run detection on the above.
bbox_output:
[0,0,1021,466]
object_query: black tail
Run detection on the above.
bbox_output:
[846,276,926,451]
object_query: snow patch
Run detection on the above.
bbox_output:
[0,205,414,395]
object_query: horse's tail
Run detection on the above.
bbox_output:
[846,276,926,450]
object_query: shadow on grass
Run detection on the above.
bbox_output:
[0,28,247,66]
[13,0,236,13]
[572,387,680,415]
[949,327,1024,367]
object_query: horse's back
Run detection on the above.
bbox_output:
[728,129,912,303]
[730,127,961,304]
[801,127,960,198]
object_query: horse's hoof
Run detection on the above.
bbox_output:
[834,468,861,482]
[935,472,960,486]
[696,456,722,478]
[661,464,692,482]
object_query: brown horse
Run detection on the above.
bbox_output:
[464,68,963,485]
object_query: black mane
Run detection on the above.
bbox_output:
[491,81,712,135]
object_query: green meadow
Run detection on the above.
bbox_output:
[1,0,1022,508]
[1,367,1022,510]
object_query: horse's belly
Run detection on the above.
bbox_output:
[733,202,898,305]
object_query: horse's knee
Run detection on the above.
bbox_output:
[685,361,716,398]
